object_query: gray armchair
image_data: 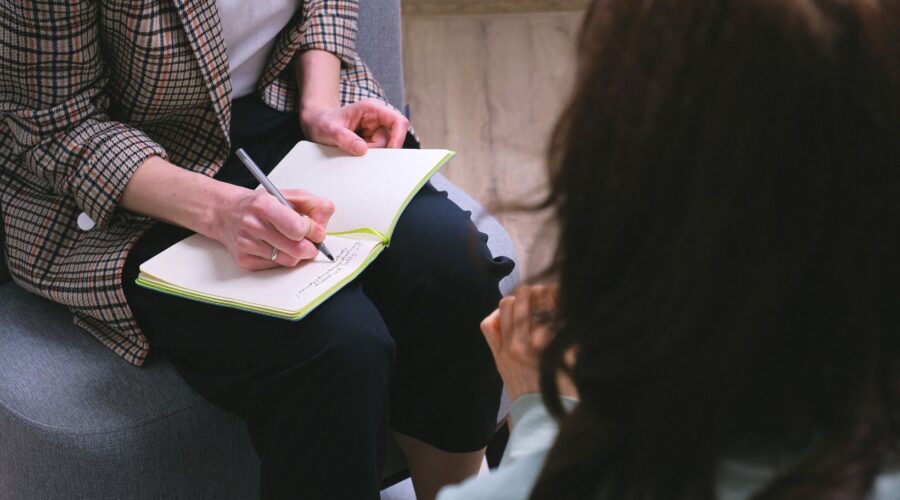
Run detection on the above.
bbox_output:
[0,2,519,498]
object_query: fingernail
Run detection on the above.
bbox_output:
[353,142,366,155]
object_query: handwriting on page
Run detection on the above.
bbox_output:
[295,241,365,298]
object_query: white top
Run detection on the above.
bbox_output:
[216,0,300,99]
[437,395,900,500]
[438,394,578,500]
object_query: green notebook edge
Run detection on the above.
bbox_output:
[135,244,386,321]
[322,151,454,244]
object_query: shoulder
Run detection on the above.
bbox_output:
[437,451,550,500]
[871,465,900,500]
[717,456,900,500]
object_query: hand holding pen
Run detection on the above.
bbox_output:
[212,148,335,270]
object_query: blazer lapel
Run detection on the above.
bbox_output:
[170,0,232,143]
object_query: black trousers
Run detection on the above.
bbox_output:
[121,95,514,499]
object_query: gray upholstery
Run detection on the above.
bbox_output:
[0,284,260,499]
[357,0,405,110]
[0,1,520,498]
[0,224,8,283]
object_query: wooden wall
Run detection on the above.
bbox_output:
[403,0,590,16]
[403,8,585,277]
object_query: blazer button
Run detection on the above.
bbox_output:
[77,212,96,231]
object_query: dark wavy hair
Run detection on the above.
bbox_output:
[529,0,900,499]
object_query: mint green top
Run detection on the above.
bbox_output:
[437,395,900,500]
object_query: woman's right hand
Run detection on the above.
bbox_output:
[481,284,578,403]
[212,187,335,270]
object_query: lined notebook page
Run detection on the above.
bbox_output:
[139,234,381,313]
[266,142,453,237]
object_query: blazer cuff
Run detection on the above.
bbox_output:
[298,12,358,68]
[69,122,166,230]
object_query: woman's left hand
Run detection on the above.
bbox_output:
[300,99,409,156]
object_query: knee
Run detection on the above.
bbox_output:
[420,222,511,309]
[318,319,396,381]
[382,186,515,304]
[257,292,396,384]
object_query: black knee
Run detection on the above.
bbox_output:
[250,285,396,393]
[313,316,397,384]
[377,185,514,311]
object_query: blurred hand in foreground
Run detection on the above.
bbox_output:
[481,284,578,402]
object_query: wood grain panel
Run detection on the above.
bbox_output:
[403,0,591,16]
[404,11,584,277]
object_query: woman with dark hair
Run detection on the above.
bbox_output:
[440,0,900,498]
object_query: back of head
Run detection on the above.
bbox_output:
[532,0,900,499]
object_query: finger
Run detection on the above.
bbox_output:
[370,104,408,148]
[564,346,578,369]
[238,234,304,268]
[259,229,306,261]
[530,284,550,313]
[258,192,326,243]
[259,226,318,262]
[365,126,390,149]
[257,194,309,241]
[298,215,327,243]
[512,286,533,346]
[307,208,333,230]
[498,296,516,349]
[480,309,502,354]
[547,283,561,309]
[234,252,280,271]
[531,285,555,350]
[332,125,368,156]
[387,117,409,148]
[283,190,336,228]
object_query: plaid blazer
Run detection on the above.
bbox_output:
[0,0,387,366]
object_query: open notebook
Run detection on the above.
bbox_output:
[136,141,454,319]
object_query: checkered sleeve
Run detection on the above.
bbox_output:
[0,1,166,231]
[297,0,359,67]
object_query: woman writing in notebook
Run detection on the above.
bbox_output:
[0,1,513,499]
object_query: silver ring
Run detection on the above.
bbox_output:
[270,247,279,262]
[531,311,552,325]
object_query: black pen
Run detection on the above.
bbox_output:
[235,148,335,262]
